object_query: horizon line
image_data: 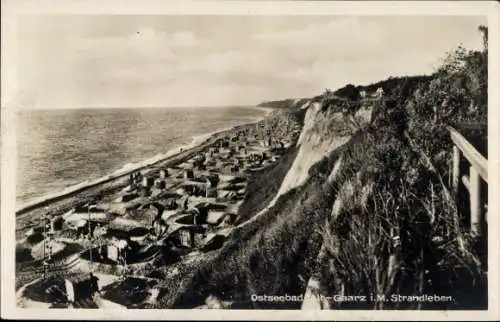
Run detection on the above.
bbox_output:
[20,104,270,111]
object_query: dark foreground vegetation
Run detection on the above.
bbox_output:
[316,27,488,309]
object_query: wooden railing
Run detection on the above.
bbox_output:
[449,126,488,236]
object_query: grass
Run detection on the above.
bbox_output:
[314,108,486,308]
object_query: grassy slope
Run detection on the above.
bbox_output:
[234,144,299,226]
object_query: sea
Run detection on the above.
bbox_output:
[16,106,267,205]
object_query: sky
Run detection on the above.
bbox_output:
[15,15,487,109]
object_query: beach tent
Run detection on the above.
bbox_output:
[71,219,88,229]
[31,239,66,261]
[201,234,226,252]
[159,169,169,179]
[141,176,155,188]
[108,217,144,231]
[107,238,130,264]
[122,184,135,193]
[205,211,227,225]
[184,169,195,180]
[205,174,220,188]
[160,209,178,222]
[25,227,44,237]
[206,188,218,198]
[154,179,166,189]
[50,216,64,231]
[64,211,112,224]
[120,193,139,203]
[170,226,194,248]
[65,274,99,303]
[168,225,206,249]
[374,87,384,97]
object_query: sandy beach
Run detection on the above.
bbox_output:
[15,110,273,220]
[17,107,274,214]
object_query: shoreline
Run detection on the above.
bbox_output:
[16,109,273,216]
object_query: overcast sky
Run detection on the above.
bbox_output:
[16,15,486,109]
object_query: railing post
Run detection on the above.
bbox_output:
[452,145,461,197]
[469,166,482,236]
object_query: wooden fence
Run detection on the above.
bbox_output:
[449,126,488,236]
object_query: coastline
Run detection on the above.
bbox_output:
[16,108,274,216]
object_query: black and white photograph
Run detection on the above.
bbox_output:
[1,1,499,320]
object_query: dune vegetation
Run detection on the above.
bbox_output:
[315,26,488,309]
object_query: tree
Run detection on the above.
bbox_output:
[334,84,361,101]
[478,25,488,52]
